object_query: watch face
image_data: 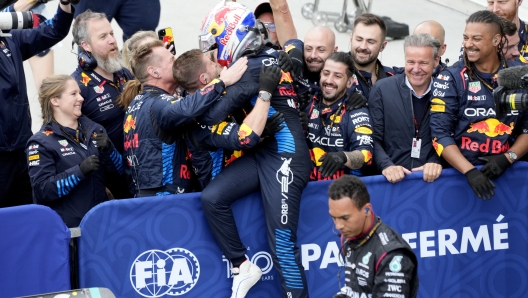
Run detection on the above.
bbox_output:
[259,91,271,101]
[510,151,518,160]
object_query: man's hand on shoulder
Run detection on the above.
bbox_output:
[219,57,248,87]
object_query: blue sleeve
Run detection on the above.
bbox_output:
[368,84,394,171]
[152,79,226,130]
[27,141,86,202]
[197,64,260,125]
[347,107,374,167]
[284,38,304,53]
[11,5,74,60]
[94,126,124,175]
[430,70,459,156]
[1,5,14,12]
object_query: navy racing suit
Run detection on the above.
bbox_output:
[337,215,419,298]
[304,92,373,180]
[200,46,312,298]
[71,66,133,154]
[185,117,260,190]
[26,116,123,227]
[347,58,395,99]
[430,60,528,165]
[123,81,227,196]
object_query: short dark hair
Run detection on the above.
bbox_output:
[173,49,207,93]
[325,52,356,79]
[353,13,387,40]
[501,17,517,36]
[328,175,370,209]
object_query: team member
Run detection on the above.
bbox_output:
[120,40,245,196]
[430,10,528,200]
[487,0,528,61]
[413,20,449,73]
[304,52,373,181]
[198,2,311,297]
[173,49,284,190]
[73,0,160,42]
[369,34,443,183]
[27,75,123,228]
[254,2,279,46]
[328,175,419,298]
[71,10,133,154]
[348,13,395,98]
[122,30,158,71]
[0,1,73,208]
[501,18,522,61]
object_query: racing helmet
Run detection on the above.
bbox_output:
[199,1,264,67]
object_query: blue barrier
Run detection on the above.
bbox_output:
[0,205,71,298]
[78,163,528,298]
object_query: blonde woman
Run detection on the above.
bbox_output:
[26,75,123,227]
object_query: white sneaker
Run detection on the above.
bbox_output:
[230,259,262,298]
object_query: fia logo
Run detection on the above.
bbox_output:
[130,248,200,297]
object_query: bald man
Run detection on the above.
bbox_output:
[283,26,337,95]
[414,21,446,59]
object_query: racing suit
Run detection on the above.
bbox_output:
[199,46,312,297]
[0,5,73,207]
[123,82,226,196]
[430,60,528,165]
[185,118,261,190]
[518,19,528,62]
[304,92,373,180]
[26,116,123,227]
[337,216,418,298]
[71,66,133,154]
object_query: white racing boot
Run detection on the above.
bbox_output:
[230,259,262,298]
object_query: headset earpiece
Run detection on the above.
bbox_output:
[365,207,370,214]
[78,48,98,71]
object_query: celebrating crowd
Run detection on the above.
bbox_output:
[1,0,527,297]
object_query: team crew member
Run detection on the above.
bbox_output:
[0,1,74,208]
[413,20,449,74]
[348,13,395,98]
[121,40,246,197]
[71,10,133,154]
[430,10,528,200]
[304,52,373,181]
[198,2,311,297]
[369,34,443,183]
[501,18,522,61]
[487,0,528,61]
[27,75,123,228]
[173,49,284,190]
[328,175,419,298]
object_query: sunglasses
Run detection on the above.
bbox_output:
[262,22,276,33]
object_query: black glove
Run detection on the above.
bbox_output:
[297,88,313,111]
[36,0,49,3]
[299,111,308,131]
[318,151,347,177]
[278,51,293,74]
[345,91,368,111]
[93,128,111,152]
[478,154,512,179]
[259,64,282,94]
[288,48,304,80]
[79,155,100,176]
[465,168,495,200]
[262,112,285,138]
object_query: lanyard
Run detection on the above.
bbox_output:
[318,98,345,129]
[54,120,86,144]
[413,99,431,139]
[473,60,506,91]
[356,63,379,88]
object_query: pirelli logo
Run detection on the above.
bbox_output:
[29,155,40,161]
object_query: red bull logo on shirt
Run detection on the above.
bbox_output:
[466,119,514,137]
[123,115,137,133]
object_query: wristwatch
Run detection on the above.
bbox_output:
[258,91,272,102]
[507,150,518,162]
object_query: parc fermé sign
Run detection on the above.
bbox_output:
[78,164,528,298]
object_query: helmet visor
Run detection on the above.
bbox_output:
[198,32,217,53]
